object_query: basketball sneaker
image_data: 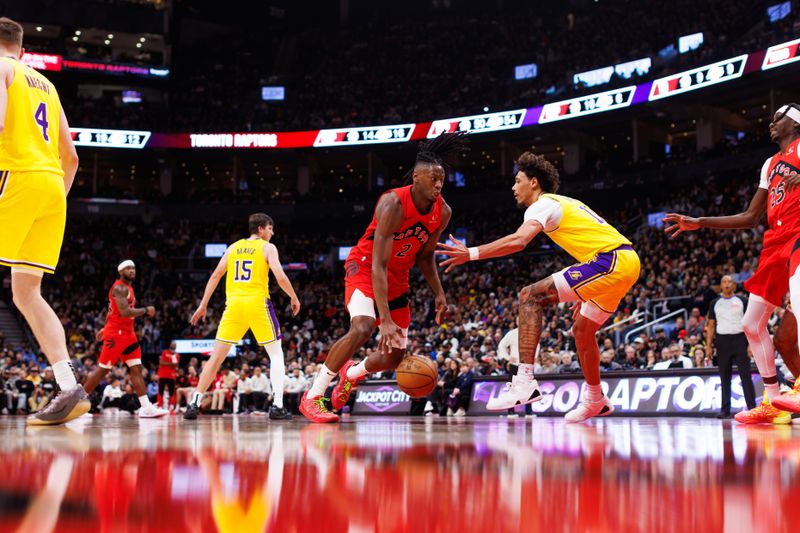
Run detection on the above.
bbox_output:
[771,380,800,414]
[183,403,199,420]
[734,397,792,424]
[486,374,542,410]
[331,360,364,410]
[27,385,91,426]
[299,392,340,423]
[565,396,614,423]
[138,405,169,418]
[269,405,293,420]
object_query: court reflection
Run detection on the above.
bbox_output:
[0,417,798,532]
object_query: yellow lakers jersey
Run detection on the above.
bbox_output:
[226,238,270,300]
[541,193,631,262]
[0,57,63,175]
[212,491,270,533]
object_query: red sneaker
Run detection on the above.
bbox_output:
[299,392,340,423]
[331,360,364,410]
[771,380,800,413]
[734,397,791,425]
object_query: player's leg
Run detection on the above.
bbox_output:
[252,298,292,420]
[184,341,233,420]
[772,240,800,413]
[128,363,166,418]
[486,277,558,410]
[302,287,375,422]
[12,271,90,425]
[773,310,800,378]
[83,366,110,395]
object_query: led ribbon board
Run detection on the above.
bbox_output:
[427,109,526,138]
[762,38,800,70]
[313,125,415,147]
[539,87,636,123]
[649,55,747,100]
[72,128,151,149]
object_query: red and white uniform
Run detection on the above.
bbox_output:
[745,138,800,306]
[158,349,178,380]
[344,185,442,339]
[99,279,142,368]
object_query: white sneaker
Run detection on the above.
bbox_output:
[138,405,169,418]
[565,396,614,423]
[486,375,542,410]
[454,408,466,417]
[423,401,434,414]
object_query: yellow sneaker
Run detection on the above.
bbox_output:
[734,397,792,425]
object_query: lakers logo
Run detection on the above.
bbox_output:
[569,270,582,280]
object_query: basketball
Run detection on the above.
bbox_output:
[396,355,438,397]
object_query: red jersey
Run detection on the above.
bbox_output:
[105,279,135,333]
[346,185,443,298]
[157,349,178,379]
[762,138,800,247]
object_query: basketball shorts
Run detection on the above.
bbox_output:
[0,170,66,274]
[552,245,641,322]
[216,296,282,346]
[744,237,800,307]
[344,284,410,349]
[99,329,142,369]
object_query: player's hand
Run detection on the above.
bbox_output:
[436,234,469,273]
[377,319,403,355]
[570,302,582,320]
[434,292,448,325]
[662,213,700,238]
[787,172,800,192]
[190,305,207,325]
[95,328,104,342]
[705,345,713,358]
[146,306,156,317]
[290,297,301,316]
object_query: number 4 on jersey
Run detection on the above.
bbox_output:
[34,102,49,141]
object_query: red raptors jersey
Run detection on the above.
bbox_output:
[105,279,135,333]
[763,138,800,247]
[347,185,443,297]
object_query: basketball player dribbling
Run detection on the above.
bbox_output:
[0,17,88,425]
[664,103,800,423]
[83,260,168,418]
[299,132,469,423]
[184,213,300,421]
[438,152,640,422]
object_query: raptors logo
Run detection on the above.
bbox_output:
[345,261,361,278]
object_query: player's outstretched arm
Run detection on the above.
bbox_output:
[372,192,405,353]
[191,248,229,325]
[416,202,452,324]
[57,106,79,194]
[436,219,542,273]
[264,243,300,316]
[663,188,767,238]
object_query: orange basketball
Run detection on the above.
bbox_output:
[396,355,438,397]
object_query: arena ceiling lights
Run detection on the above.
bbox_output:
[69,38,800,151]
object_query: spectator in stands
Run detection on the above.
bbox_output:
[600,350,622,372]
[447,363,474,417]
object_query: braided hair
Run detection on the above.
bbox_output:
[406,131,470,183]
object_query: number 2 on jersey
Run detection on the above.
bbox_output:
[34,102,49,141]
[234,260,252,281]
[396,244,412,257]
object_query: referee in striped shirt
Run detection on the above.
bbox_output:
[706,275,757,419]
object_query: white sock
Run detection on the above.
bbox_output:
[190,391,202,407]
[742,294,778,384]
[266,342,286,408]
[346,360,369,380]
[308,364,337,398]
[586,383,603,402]
[765,382,781,399]
[139,395,152,409]
[52,359,78,390]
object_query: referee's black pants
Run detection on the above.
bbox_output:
[716,333,757,414]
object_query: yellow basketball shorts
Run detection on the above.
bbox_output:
[0,170,66,274]
[216,297,282,345]
[555,246,641,313]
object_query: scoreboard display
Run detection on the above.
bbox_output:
[649,55,747,100]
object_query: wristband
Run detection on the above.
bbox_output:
[468,247,480,261]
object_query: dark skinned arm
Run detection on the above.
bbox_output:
[663,188,767,238]
[415,201,452,324]
[372,192,406,353]
[112,285,154,318]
